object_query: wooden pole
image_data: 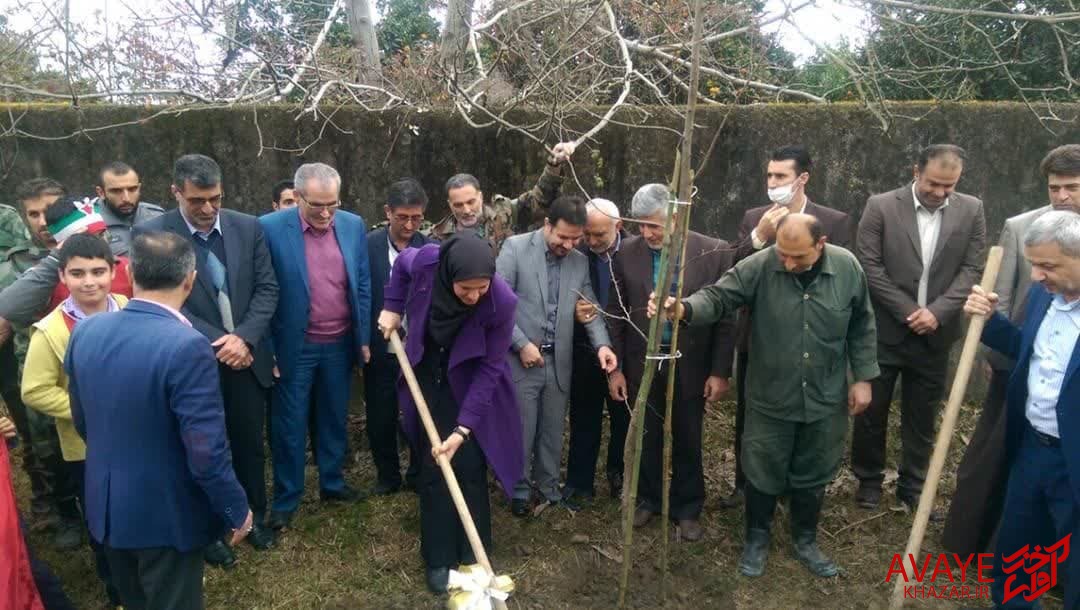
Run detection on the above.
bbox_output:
[389,331,509,610]
[660,0,704,597]
[617,203,678,608]
[888,246,1003,610]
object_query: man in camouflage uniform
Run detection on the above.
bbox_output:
[0,162,163,333]
[0,179,71,543]
[429,142,577,253]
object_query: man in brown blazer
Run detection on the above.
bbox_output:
[944,144,1080,555]
[720,145,855,509]
[852,144,987,514]
[606,183,735,541]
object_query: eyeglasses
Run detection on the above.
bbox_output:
[392,214,424,225]
[302,198,341,212]
[182,194,223,207]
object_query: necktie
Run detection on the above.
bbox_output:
[199,234,235,332]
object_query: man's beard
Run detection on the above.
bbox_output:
[108,200,137,217]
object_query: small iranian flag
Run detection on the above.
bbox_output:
[49,199,107,242]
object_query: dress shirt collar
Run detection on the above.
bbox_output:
[131,298,192,326]
[911,182,950,213]
[178,207,222,239]
[300,213,334,235]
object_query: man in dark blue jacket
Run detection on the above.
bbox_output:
[365,178,431,494]
[67,231,251,610]
[964,210,1080,609]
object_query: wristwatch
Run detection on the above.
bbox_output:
[452,426,472,442]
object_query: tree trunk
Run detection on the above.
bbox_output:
[347,0,382,84]
[440,0,473,66]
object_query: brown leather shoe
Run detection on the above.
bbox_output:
[633,508,655,528]
[678,519,703,541]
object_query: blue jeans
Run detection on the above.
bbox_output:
[271,337,353,513]
[992,425,1077,609]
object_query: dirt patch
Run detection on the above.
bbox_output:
[13,399,1061,609]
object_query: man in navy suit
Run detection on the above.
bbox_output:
[136,154,280,565]
[964,209,1080,609]
[66,231,251,610]
[364,178,430,495]
[260,163,372,529]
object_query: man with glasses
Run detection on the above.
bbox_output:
[135,154,280,567]
[364,178,431,495]
[259,163,372,531]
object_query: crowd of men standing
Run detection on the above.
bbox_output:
[0,140,1078,609]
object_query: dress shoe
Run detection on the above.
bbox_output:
[247,523,276,550]
[677,519,703,541]
[608,473,624,499]
[320,485,367,503]
[633,508,655,528]
[855,485,881,509]
[52,519,82,550]
[562,486,594,503]
[426,566,450,593]
[717,487,744,510]
[556,497,581,512]
[371,480,402,496]
[510,499,530,518]
[204,540,237,569]
[739,528,770,577]
[896,492,944,522]
[266,510,294,530]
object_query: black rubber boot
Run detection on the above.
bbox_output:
[789,486,839,577]
[739,484,777,577]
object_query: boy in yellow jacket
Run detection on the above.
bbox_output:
[22,232,127,608]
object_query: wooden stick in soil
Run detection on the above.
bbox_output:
[660,0,705,599]
[617,200,679,609]
[888,245,1003,610]
[389,331,509,610]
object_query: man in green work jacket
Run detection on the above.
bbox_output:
[652,213,879,579]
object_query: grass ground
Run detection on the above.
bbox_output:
[13,396,1065,610]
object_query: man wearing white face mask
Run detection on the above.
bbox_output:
[720,145,855,510]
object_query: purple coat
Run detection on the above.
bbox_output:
[383,244,523,497]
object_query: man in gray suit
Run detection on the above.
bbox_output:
[496,195,617,516]
[852,144,987,515]
[944,143,1080,555]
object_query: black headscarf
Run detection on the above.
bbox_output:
[427,231,497,347]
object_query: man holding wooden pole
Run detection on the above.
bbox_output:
[962,210,1080,610]
[653,214,878,577]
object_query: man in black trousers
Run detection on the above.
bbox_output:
[135,154,279,566]
[563,198,629,502]
[364,178,431,494]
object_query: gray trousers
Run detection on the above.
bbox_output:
[512,352,569,502]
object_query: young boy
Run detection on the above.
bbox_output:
[21,233,127,608]
[41,196,133,313]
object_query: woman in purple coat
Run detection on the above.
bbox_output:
[377,232,523,593]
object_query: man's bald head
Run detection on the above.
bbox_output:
[775,213,826,272]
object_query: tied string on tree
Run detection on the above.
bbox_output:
[446,564,515,610]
